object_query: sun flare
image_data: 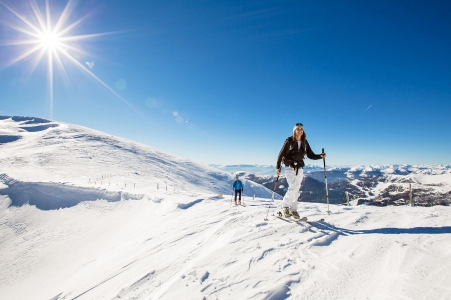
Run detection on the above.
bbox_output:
[0,0,132,118]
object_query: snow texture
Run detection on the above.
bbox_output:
[1,116,451,300]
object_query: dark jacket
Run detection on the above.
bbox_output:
[276,136,322,170]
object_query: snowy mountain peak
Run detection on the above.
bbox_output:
[0,116,279,210]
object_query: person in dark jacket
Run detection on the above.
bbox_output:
[276,123,326,219]
[232,175,244,205]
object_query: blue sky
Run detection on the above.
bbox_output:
[1,0,450,166]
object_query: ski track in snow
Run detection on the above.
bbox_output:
[1,117,451,299]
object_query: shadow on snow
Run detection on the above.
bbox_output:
[309,221,451,235]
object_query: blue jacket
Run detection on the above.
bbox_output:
[233,180,243,191]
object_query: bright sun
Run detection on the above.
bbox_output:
[39,31,60,50]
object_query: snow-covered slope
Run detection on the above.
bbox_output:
[1,191,451,299]
[0,116,278,208]
[1,116,451,300]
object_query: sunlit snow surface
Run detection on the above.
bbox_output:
[1,116,451,300]
[0,116,275,200]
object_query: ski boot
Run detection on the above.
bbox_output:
[291,210,300,220]
[282,207,291,218]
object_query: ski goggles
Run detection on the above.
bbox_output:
[295,123,303,127]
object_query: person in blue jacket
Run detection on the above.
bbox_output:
[232,175,244,205]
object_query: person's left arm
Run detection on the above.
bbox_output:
[305,140,326,160]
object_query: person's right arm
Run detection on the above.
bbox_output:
[276,139,289,175]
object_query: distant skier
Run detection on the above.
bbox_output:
[232,175,244,205]
[276,123,326,219]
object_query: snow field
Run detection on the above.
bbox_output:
[1,117,451,299]
[2,193,451,299]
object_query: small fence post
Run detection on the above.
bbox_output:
[346,191,349,205]
[409,183,413,207]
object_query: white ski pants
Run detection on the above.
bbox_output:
[282,167,304,211]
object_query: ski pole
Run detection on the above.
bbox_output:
[322,148,331,214]
[230,190,234,207]
[264,175,279,221]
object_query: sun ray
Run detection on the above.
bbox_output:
[56,43,92,58]
[0,0,137,119]
[2,44,43,68]
[52,50,70,85]
[53,0,74,34]
[26,47,48,79]
[59,31,124,42]
[1,23,43,39]
[0,39,40,46]
[45,0,51,33]
[28,0,47,33]
[1,1,43,36]
[59,48,138,113]
[56,13,91,37]
[47,47,54,119]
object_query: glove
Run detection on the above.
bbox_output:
[241,188,243,192]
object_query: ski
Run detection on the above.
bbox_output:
[273,212,324,223]
[273,211,307,223]
[274,215,293,223]
[305,218,325,223]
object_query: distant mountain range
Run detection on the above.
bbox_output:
[212,164,451,206]
[210,164,325,176]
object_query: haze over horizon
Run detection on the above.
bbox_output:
[1,0,450,166]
